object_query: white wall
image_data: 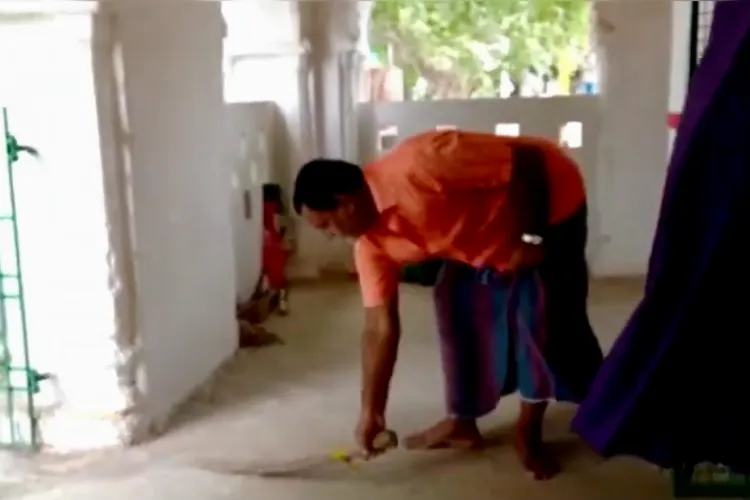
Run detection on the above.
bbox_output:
[108,3,237,433]
[591,1,672,275]
[222,1,313,279]
[226,102,275,302]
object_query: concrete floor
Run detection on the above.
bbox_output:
[2,279,675,500]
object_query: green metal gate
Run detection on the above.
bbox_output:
[0,107,43,450]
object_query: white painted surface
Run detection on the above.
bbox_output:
[226,103,275,302]
[222,0,299,56]
[108,3,237,431]
[288,1,364,277]
[0,15,125,448]
[592,1,672,275]
[222,2,313,278]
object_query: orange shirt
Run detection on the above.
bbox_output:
[355,130,586,308]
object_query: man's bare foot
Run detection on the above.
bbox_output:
[514,438,560,480]
[404,417,483,450]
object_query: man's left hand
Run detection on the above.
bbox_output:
[507,243,544,273]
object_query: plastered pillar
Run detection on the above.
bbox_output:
[92,2,237,445]
[293,0,365,276]
[590,1,672,276]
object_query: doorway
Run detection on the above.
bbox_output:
[0,4,120,451]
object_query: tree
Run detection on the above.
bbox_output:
[369,0,591,100]
[0,12,53,23]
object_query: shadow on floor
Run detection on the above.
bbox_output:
[165,282,369,432]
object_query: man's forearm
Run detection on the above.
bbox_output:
[361,315,400,417]
[509,146,550,237]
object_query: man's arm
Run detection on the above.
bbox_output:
[354,239,401,420]
[361,299,400,418]
[509,145,550,238]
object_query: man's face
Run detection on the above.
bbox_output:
[302,199,364,238]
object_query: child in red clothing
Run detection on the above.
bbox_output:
[262,184,290,315]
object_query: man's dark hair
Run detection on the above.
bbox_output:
[293,159,366,214]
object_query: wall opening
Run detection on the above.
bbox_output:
[378,125,399,152]
[364,0,597,101]
[559,121,583,149]
[494,123,520,137]
[221,0,300,105]
[0,4,125,451]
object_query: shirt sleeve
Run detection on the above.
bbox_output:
[411,130,515,192]
[354,238,399,308]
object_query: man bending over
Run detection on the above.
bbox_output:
[293,130,603,480]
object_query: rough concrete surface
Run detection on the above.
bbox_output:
[0,279,674,500]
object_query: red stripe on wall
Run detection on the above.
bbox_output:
[667,113,681,129]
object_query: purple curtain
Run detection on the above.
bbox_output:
[572,0,750,473]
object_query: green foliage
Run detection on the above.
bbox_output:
[0,12,54,24]
[369,0,590,99]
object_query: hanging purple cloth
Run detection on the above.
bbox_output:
[572,0,750,473]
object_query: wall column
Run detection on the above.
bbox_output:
[292,0,365,277]
[590,1,673,276]
[93,2,237,444]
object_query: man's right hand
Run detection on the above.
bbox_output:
[355,410,387,457]
[507,242,544,273]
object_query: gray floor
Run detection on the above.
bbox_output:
[2,279,675,500]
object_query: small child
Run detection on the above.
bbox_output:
[262,184,290,315]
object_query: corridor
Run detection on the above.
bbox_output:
[2,279,671,500]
